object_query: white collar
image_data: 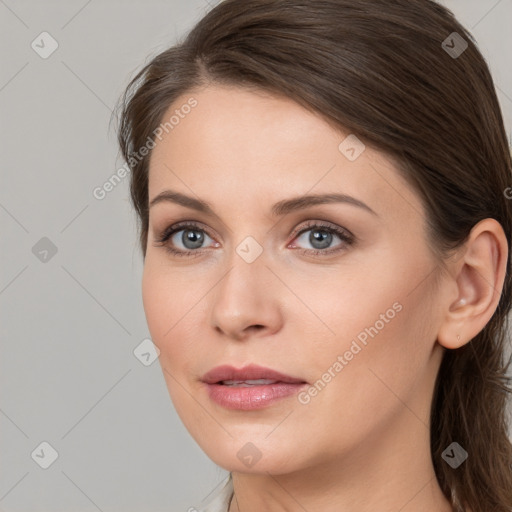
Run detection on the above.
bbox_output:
[197,474,234,512]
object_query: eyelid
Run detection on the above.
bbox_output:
[155,220,217,243]
[290,219,354,241]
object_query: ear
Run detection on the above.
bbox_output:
[437,218,508,350]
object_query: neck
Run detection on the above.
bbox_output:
[227,409,453,512]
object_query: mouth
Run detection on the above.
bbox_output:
[201,363,307,385]
[201,364,307,410]
[219,379,287,387]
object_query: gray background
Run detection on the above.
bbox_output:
[1,1,511,511]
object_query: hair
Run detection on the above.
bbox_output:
[114,0,512,510]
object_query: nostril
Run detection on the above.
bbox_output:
[248,324,265,333]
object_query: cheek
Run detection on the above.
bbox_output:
[287,298,432,461]
[142,263,189,362]
[141,264,203,416]
[141,261,213,373]
[141,265,169,349]
[289,252,436,413]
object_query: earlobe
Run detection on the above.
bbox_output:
[436,218,508,350]
[438,297,469,349]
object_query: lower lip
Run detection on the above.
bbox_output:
[204,382,307,410]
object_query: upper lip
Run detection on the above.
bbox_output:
[201,364,307,384]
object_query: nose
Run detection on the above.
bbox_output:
[210,250,284,341]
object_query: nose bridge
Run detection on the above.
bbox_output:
[209,238,282,338]
[217,222,269,289]
[216,239,269,306]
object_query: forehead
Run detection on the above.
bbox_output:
[147,84,423,222]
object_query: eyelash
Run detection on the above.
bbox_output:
[153,220,355,258]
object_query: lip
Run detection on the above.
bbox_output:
[201,364,306,385]
[201,364,307,410]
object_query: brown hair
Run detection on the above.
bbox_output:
[114,0,512,509]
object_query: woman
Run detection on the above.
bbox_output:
[114,0,512,510]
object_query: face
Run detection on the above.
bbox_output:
[143,84,447,475]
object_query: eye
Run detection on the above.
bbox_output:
[153,219,355,258]
[153,222,218,257]
[288,220,355,255]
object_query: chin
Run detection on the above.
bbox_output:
[197,434,309,475]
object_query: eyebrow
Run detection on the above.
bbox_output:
[149,190,378,217]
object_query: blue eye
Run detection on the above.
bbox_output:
[154,222,216,257]
[154,220,355,258]
[289,221,354,255]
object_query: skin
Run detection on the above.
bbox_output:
[142,84,508,512]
